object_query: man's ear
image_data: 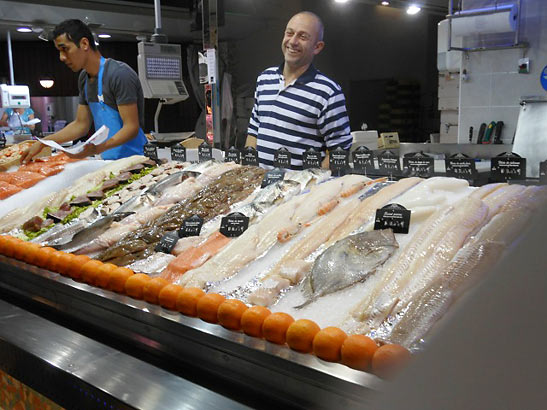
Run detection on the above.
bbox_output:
[80,37,90,51]
[313,41,325,56]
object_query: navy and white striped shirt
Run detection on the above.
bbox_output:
[247,64,352,170]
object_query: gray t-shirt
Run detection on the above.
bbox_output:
[78,58,145,128]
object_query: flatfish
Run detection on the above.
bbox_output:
[296,229,398,308]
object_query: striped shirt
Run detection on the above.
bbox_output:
[247,64,352,170]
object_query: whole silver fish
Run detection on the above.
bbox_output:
[296,229,398,308]
[32,208,100,245]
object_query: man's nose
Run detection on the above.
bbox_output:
[59,52,66,62]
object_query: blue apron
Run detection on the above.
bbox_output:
[85,57,147,160]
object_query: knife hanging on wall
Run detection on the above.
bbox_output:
[482,121,496,144]
[477,123,487,144]
[493,121,504,144]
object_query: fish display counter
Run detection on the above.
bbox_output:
[0,153,546,408]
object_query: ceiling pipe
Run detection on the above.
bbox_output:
[151,0,168,43]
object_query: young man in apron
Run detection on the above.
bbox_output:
[22,19,147,162]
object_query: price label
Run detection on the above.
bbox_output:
[225,146,241,164]
[491,153,526,182]
[178,214,204,238]
[374,203,411,234]
[261,168,285,188]
[352,146,375,173]
[329,146,349,176]
[539,160,547,185]
[198,142,212,162]
[0,134,6,149]
[242,146,259,166]
[144,142,158,160]
[445,155,477,179]
[303,147,321,169]
[403,154,434,178]
[378,150,401,176]
[171,145,186,162]
[219,212,249,237]
[273,147,291,169]
[154,231,180,254]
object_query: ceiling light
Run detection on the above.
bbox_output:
[407,4,421,15]
[98,33,111,39]
[381,1,390,5]
[39,78,54,89]
[334,0,349,3]
[16,27,32,33]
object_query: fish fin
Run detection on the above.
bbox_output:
[293,298,315,310]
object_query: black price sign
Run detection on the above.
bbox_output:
[539,160,547,185]
[329,146,349,176]
[445,154,477,179]
[242,146,259,166]
[0,133,6,149]
[273,147,291,169]
[225,146,241,164]
[144,142,158,160]
[303,147,321,169]
[491,152,526,182]
[403,153,434,178]
[374,203,411,234]
[171,145,186,162]
[178,214,204,238]
[378,150,401,176]
[198,142,212,162]
[261,168,285,188]
[155,231,180,254]
[219,212,249,237]
[352,146,375,173]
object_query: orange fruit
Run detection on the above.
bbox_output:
[80,260,104,285]
[0,235,9,255]
[34,247,57,269]
[108,267,134,293]
[241,306,271,338]
[12,240,31,261]
[371,344,411,379]
[262,312,294,345]
[341,334,378,371]
[46,249,65,272]
[286,319,321,353]
[54,252,75,276]
[0,236,21,257]
[197,293,226,323]
[143,277,170,304]
[65,255,91,279]
[125,273,152,299]
[176,287,205,316]
[217,299,248,330]
[158,284,183,310]
[313,327,348,362]
[21,243,42,265]
[95,263,119,288]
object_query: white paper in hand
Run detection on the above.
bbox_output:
[36,125,109,154]
[22,118,41,126]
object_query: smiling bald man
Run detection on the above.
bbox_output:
[246,11,352,170]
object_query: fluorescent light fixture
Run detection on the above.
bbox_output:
[16,27,32,33]
[98,33,111,39]
[381,1,390,5]
[407,4,421,14]
[40,79,54,89]
[334,0,349,3]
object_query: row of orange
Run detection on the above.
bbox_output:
[0,235,411,379]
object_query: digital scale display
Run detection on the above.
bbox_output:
[146,57,181,80]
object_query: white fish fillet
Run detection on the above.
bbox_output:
[177,174,370,288]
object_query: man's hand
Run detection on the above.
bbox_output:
[65,142,98,159]
[21,141,46,163]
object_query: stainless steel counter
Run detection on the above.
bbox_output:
[0,257,381,409]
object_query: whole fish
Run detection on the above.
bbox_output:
[295,229,398,309]
[52,212,135,252]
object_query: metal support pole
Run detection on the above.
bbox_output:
[202,0,222,149]
[7,30,14,85]
[154,0,162,30]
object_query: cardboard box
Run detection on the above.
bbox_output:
[180,137,206,149]
[378,132,400,149]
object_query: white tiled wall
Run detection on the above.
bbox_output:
[457,0,547,144]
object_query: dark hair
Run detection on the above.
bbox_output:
[52,19,97,51]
